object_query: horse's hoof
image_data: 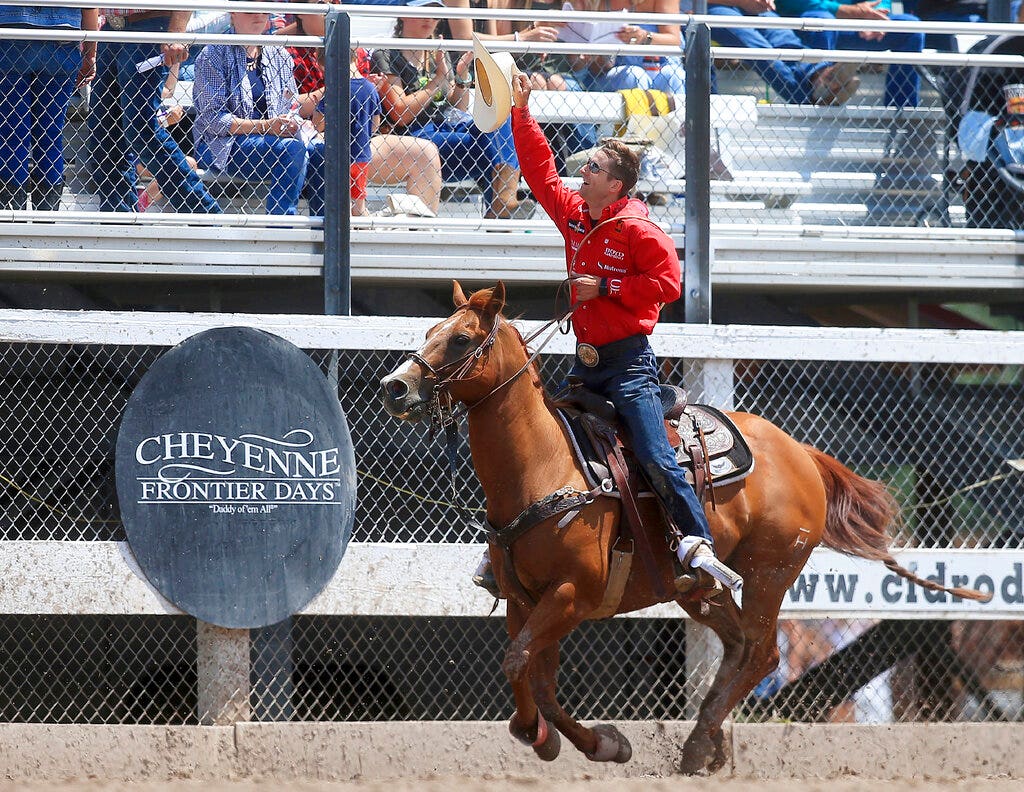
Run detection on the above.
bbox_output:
[585,723,632,763]
[680,732,712,775]
[533,723,561,762]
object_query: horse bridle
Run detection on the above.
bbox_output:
[405,306,573,433]
[404,306,574,551]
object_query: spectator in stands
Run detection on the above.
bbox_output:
[280,0,444,215]
[452,1,598,169]
[370,0,534,219]
[904,0,1021,51]
[89,8,221,213]
[448,1,565,89]
[193,7,324,215]
[566,0,686,95]
[309,50,382,216]
[776,0,925,108]
[702,0,861,105]
[0,5,98,211]
[136,63,199,213]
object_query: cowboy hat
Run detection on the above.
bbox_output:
[471,34,517,133]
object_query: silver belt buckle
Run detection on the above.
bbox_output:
[576,343,599,368]
[107,14,126,31]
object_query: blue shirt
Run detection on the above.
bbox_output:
[0,5,82,28]
[316,77,381,164]
[193,43,300,171]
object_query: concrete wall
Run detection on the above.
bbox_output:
[0,722,1020,782]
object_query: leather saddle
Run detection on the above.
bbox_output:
[557,381,755,503]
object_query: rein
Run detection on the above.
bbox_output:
[404,307,578,600]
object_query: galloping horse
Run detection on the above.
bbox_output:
[380,282,988,774]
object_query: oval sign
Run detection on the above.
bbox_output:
[115,327,355,628]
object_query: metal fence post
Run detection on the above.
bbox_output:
[682,357,734,717]
[684,22,712,324]
[323,8,351,317]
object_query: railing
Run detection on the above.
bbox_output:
[0,3,1023,315]
[0,311,1020,724]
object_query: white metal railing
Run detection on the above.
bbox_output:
[0,312,1021,621]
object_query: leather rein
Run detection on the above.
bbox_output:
[405,306,605,607]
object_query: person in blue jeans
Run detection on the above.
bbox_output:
[704,1,860,105]
[193,9,323,215]
[0,5,98,210]
[89,9,221,213]
[370,0,534,219]
[905,0,1022,51]
[775,0,925,108]
[568,0,687,95]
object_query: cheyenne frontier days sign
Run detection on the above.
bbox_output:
[116,327,356,629]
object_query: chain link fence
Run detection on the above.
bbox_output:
[2,6,1024,228]
[0,330,1020,725]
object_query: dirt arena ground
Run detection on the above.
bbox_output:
[1,779,1021,792]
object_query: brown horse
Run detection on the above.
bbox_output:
[380,282,989,774]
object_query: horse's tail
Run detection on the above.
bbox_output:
[804,444,992,603]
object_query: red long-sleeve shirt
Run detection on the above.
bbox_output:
[512,106,681,347]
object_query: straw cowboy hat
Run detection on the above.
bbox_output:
[472,34,517,133]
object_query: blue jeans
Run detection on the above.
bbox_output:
[199,135,313,216]
[0,39,80,188]
[706,7,828,104]
[571,58,687,95]
[568,335,713,544]
[88,17,221,213]
[409,116,518,208]
[797,10,923,108]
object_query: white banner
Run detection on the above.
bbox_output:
[780,549,1024,619]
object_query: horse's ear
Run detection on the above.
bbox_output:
[452,280,469,308]
[485,281,507,317]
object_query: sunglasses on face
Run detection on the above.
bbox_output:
[585,159,620,180]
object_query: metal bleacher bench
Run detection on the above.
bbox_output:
[528,91,810,210]
[169,85,808,213]
[361,90,811,214]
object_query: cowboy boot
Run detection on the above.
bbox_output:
[811,63,861,107]
[675,536,743,594]
[485,164,535,220]
[471,549,503,599]
[32,181,64,212]
[0,182,28,210]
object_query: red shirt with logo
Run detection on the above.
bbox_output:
[511,107,681,347]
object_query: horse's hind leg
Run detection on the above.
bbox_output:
[678,590,785,775]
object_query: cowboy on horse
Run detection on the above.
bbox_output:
[472,71,741,600]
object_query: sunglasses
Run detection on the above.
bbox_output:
[585,159,621,180]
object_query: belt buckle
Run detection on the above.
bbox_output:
[107,14,126,31]
[576,343,599,368]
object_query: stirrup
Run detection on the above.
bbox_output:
[673,559,723,597]
[677,537,744,592]
[472,561,503,599]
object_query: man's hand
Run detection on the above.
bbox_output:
[729,0,776,14]
[571,274,601,302]
[160,42,190,67]
[837,1,888,20]
[512,72,531,109]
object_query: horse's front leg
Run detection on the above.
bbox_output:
[504,599,560,760]
[531,642,631,763]
[503,581,630,763]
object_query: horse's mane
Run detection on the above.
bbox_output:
[464,288,556,405]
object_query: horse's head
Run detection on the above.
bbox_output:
[381,281,519,422]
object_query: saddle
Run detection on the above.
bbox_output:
[556,382,754,607]
[557,382,754,504]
